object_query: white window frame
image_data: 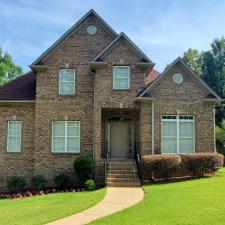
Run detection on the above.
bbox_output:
[161,115,195,154]
[113,66,130,90]
[59,69,75,95]
[7,121,22,152]
[51,121,80,153]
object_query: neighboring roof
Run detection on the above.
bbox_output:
[138,57,221,100]
[145,69,160,85]
[91,32,155,64]
[31,9,117,66]
[0,72,36,101]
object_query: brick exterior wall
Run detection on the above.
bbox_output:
[0,13,218,190]
[140,61,216,155]
[0,104,34,190]
[33,14,115,186]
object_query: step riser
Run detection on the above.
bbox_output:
[108,162,136,166]
[107,174,138,178]
[107,182,141,187]
[107,178,140,183]
[108,166,137,170]
[107,170,138,175]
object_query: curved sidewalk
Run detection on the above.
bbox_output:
[47,187,144,225]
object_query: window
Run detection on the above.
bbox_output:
[161,116,195,154]
[113,66,130,89]
[59,69,75,95]
[7,121,22,152]
[52,121,80,153]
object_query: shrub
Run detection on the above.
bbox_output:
[143,154,181,180]
[74,155,94,183]
[53,171,70,189]
[84,179,96,191]
[181,153,224,177]
[32,175,47,191]
[7,176,27,192]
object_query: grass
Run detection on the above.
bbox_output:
[90,168,225,225]
[0,188,106,225]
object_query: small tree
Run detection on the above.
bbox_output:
[0,47,23,85]
[74,155,94,184]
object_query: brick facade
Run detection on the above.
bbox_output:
[0,10,219,190]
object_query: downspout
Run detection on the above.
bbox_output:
[92,70,96,161]
[151,101,155,154]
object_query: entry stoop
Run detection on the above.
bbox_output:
[107,158,141,187]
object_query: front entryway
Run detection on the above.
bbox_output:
[110,120,130,157]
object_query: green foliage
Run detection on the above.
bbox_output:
[0,47,23,85]
[143,153,224,180]
[53,171,70,189]
[84,179,96,191]
[7,176,27,192]
[31,175,47,191]
[182,37,225,125]
[74,155,94,183]
[143,154,181,180]
[181,153,224,177]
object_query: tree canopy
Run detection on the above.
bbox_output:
[0,47,23,85]
[182,37,225,125]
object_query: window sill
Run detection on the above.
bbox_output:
[51,152,80,155]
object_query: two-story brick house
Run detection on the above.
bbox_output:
[0,9,221,189]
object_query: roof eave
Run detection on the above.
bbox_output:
[89,62,107,69]
[29,65,48,72]
[0,100,35,105]
[135,97,156,102]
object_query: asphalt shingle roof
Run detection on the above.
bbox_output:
[0,71,36,101]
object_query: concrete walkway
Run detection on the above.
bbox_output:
[47,187,144,225]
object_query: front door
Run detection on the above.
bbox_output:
[110,120,130,157]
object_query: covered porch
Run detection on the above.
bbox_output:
[100,108,140,159]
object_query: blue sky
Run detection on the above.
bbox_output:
[1,0,225,72]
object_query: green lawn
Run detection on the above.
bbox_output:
[0,188,106,225]
[90,168,225,225]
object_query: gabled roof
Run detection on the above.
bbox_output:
[91,32,155,64]
[145,68,160,85]
[138,57,221,100]
[0,72,36,101]
[31,9,117,66]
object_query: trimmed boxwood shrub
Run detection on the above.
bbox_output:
[32,175,47,191]
[74,155,94,183]
[143,153,224,181]
[84,179,96,191]
[181,153,224,177]
[143,154,181,180]
[7,176,27,192]
[53,171,70,189]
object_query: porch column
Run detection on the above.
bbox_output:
[94,107,102,160]
[140,102,152,155]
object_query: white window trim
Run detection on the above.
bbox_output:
[51,121,80,153]
[161,115,195,154]
[7,121,22,152]
[59,69,76,95]
[113,66,130,90]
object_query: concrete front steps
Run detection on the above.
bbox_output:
[107,158,141,187]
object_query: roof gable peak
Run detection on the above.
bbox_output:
[139,57,221,100]
[91,32,154,64]
[31,9,117,66]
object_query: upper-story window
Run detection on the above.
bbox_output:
[59,69,75,95]
[113,66,130,90]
